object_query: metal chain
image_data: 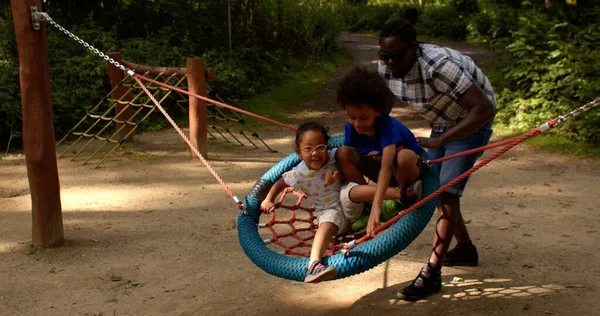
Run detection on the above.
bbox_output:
[40,12,130,73]
[555,97,600,126]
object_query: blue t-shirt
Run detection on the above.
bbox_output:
[344,112,420,155]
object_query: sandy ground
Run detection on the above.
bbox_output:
[1,34,599,316]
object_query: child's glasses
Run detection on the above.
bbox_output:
[301,144,327,154]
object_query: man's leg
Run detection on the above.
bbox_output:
[454,210,472,244]
[429,192,462,266]
[440,121,493,266]
[398,123,491,300]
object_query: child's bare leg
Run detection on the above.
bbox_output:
[348,185,401,203]
[335,146,367,185]
[309,222,339,265]
[395,149,420,188]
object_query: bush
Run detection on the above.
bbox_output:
[0,0,347,151]
[0,9,22,151]
[455,0,480,16]
[467,2,519,44]
[489,7,600,144]
[417,6,468,40]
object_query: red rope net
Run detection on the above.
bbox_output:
[260,188,358,257]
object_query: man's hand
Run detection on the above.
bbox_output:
[367,205,382,237]
[416,136,442,149]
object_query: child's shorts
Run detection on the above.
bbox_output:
[315,182,364,234]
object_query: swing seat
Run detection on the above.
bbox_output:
[238,134,440,281]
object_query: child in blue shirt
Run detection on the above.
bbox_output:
[261,122,407,283]
[335,66,425,237]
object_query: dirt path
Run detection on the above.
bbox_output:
[1,34,599,316]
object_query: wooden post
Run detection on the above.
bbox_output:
[186,58,208,158]
[11,0,64,247]
[106,52,133,140]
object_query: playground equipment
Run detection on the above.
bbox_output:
[11,0,600,282]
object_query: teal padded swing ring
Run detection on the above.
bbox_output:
[238,134,439,281]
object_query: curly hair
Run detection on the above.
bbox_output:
[335,65,395,113]
[379,7,419,42]
[294,122,329,149]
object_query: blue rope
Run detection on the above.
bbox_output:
[238,134,439,281]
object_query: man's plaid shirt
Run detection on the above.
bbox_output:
[378,44,496,133]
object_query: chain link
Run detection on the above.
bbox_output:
[555,97,600,126]
[40,12,129,73]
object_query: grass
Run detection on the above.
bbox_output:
[493,124,600,158]
[238,50,352,129]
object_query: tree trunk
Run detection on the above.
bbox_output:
[11,0,64,247]
[234,0,259,39]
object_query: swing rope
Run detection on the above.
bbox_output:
[341,127,542,254]
[132,76,244,209]
[341,98,600,254]
[425,97,600,166]
[132,73,298,132]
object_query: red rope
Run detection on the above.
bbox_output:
[349,127,542,248]
[133,76,244,209]
[262,189,353,257]
[133,73,298,132]
[427,119,559,165]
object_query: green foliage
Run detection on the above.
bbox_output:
[494,125,600,157]
[489,6,600,144]
[241,52,352,127]
[343,3,470,41]
[455,0,480,16]
[345,3,409,33]
[417,6,468,40]
[347,0,369,5]
[466,2,519,43]
[0,8,21,151]
[46,21,116,139]
[0,0,346,151]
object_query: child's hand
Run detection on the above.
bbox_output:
[260,200,276,213]
[367,205,382,237]
[323,170,340,185]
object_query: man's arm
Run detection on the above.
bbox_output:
[419,84,494,148]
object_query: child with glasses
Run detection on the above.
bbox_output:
[261,122,405,283]
[335,66,425,238]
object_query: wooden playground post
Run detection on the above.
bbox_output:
[106,52,134,140]
[11,0,64,247]
[186,58,208,157]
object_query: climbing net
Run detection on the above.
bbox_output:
[56,72,186,167]
[54,66,272,168]
[206,91,275,152]
[56,71,274,168]
[258,188,361,257]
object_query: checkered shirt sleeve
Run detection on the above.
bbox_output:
[430,58,474,100]
[380,44,496,132]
